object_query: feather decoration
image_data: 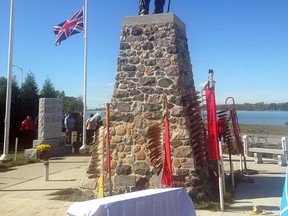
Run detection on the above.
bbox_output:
[86,126,105,178]
[186,91,209,167]
[147,124,164,175]
[147,95,173,187]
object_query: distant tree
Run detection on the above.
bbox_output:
[39,77,57,98]
[10,77,22,142]
[20,72,39,119]
[0,77,6,114]
[56,90,65,98]
[255,102,265,111]
[0,76,21,143]
[243,103,254,111]
[220,102,288,111]
[0,77,7,141]
[62,96,83,112]
[281,102,288,111]
[268,103,277,111]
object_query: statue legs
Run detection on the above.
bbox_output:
[139,0,165,15]
[139,0,150,15]
[153,0,165,14]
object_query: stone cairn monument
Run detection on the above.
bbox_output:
[25,98,71,158]
[82,14,214,202]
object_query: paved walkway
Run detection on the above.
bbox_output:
[198,155,286,216]
[0,153,286,216]
[0,154,90,216]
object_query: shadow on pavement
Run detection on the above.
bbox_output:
[0,188,68,192]
[49,161,89,164]
[230,205,279,211]
[235,175,284,199]
[0,167,17,172]
[48,179,77,182]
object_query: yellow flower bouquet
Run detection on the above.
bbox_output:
[35,144,51,160]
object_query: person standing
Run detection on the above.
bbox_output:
[20,115,36,148]
[86,114,96,144]
[64,112,75,144]
[139,0,165,15]
[75,112,83,143]
[95,116,103,132]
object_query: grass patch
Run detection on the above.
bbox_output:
[0,150,38,168]
[50,188,94,202]
[194,193,233,211]
[195,171,245,211]
[239,124,287,136]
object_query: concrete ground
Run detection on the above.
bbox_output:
[198,154,286,216]
[0,154,90,216]
[0,153,286,216]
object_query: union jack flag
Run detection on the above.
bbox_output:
[53,7,84,46]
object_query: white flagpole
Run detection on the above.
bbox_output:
[0,0,15,162]
[80,0,89,150]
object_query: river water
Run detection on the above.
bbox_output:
[236,111,288,126]
[86,110,288,126]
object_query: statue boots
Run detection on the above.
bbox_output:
[153,0,165,14]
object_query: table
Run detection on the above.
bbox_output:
[67,188,196,216]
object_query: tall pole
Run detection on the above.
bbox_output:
[0,0,15,162]
[80,0,89,150]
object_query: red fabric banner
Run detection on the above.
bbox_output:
[205,88,220,160]
[161,117,173,187]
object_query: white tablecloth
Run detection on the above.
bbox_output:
[67,188,196,216]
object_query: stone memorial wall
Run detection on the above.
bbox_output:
[106,14,212,198]
[25,98,71,158]
[37,98,62,141]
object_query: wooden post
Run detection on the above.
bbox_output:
[218,141,224,211]
[231,163,235,189]
[106,103,112,196]
[14,137,18,161]
[218,160,224,211]
[44,160,49,181]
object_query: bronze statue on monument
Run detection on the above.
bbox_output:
[138,0,166,15]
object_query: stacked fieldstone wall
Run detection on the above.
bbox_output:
[108,14,210,197]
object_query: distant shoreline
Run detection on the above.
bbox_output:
[87,108,106,112]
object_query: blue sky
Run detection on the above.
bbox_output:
[0,0,287,109]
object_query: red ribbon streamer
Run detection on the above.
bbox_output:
[161,117,173,187]
[205,88,220,160]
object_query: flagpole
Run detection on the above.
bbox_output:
[0,0,15,162]
[80,0,89,150]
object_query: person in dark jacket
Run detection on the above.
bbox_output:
[64,112,75,144]
[75,112,83,143]
[139,0,165,15]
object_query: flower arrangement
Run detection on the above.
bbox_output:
[36,144,51,160]
[36,144,51,154]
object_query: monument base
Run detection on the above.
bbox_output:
[25,137,72,159]
[33,137,66,148]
